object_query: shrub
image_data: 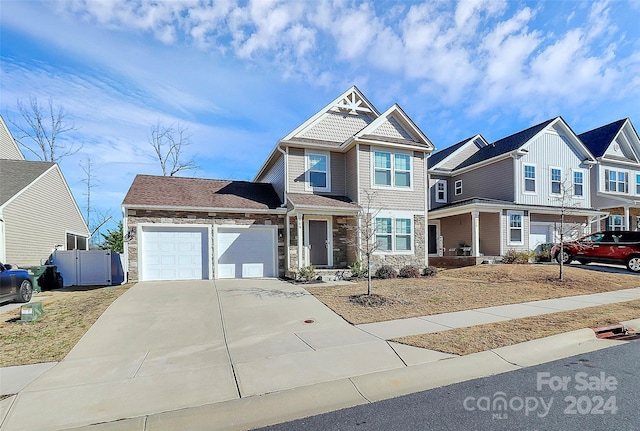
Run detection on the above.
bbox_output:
[375,265,398,279]
[502,249,533,264]
[297,265,318,282]
[422,266,438,277]
[399,265,421,278]
[535,249,552,263]
[349,260,368,279]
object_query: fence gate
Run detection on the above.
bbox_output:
[52,250,113,287]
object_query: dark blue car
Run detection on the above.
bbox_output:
[0,262,33,303]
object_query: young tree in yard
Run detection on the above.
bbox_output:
[80,157,112,247]
[100,222,124,253]
[149,121,198,176]
[9,96,80,162]
[344,190,381,296]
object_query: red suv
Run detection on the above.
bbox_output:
[553,231,640,272]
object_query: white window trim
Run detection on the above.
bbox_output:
[305,150,331,192]
[572,168,585,199]
[434,179,447,203]
[370,147,414,191]
[635,173,640,196]
[603,167,629,195]
[523,163,537,194]
[454,179,462,196]
[507,210,524,246]
[608,215,624,231]
[373,212,415,255]
[65,230,89,250]
[550,166,562,196]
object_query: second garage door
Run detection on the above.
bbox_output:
[216,226,277,279]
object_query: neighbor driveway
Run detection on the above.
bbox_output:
[1,279,443,431]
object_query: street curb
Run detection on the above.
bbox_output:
[621,317,640,330]
[64,328,626,431]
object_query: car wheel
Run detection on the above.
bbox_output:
[17,279,33,303]
[626,255,640,273]
[555,249,572,264]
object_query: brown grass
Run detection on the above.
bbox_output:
[305,265,640,325]
[393,299,640,355]
[0,284,131,368]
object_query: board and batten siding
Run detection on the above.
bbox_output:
[515,131,591,208]
[3,166,88,266]
[259,154,285,202]
[452,158,514,203]
[358,144,426,211]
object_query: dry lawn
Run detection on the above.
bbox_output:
[0,284,131,368]
[305,264,640,325]
[393,299,640,356]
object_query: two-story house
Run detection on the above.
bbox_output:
[122,87,434,281]
[428,117,605,263]
[578,118,640,231]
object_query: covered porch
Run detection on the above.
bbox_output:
[285,193,360,275]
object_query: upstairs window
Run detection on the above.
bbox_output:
[306,151,330,192]
[636,174,640,195]
[435,180,447,203]
[373,150,412,188]
[605,169,628,193]
[573,170,584,197]
[454,180,462,195]
[524,164,536,192]
[551,168,562,194]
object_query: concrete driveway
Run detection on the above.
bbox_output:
[1,279,442,431]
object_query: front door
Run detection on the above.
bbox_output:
[308,220,328,266]
[428,224,438,254]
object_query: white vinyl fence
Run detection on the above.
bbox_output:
[51,250,124,287]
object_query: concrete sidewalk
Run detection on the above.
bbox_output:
[1,281,639,431]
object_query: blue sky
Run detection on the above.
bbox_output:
[1,0,639,238]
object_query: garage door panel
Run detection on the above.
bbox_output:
[216,227,276,279]
[141,227,208,281]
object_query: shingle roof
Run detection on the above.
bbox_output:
[0,159,54,205]
[578,119,627,158]
[454,119,555,170]
[122,175,282,210]
[287,193,358,210]
[428,136,476,167]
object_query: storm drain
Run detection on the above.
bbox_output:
[593,324,640,341]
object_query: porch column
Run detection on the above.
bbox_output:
[471,210,480,257]
[625,206,630,230]
[297,214,304,269]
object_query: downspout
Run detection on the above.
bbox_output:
[424,152,430,266]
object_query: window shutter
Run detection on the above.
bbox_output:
[604,169,610,192]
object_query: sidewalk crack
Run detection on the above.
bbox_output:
[214,280,242,399]
[348,378,372,403]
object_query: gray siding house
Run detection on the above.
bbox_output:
[578,118,640,231]
[123,87,435,282]
[428,117,605,261]
[0,115,89,266]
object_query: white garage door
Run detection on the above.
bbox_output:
[141,226,208,281]
[529,224,550,251]
[216,226,277,279]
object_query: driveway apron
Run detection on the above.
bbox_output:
[1,279,424,431]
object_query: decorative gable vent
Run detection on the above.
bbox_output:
[333,91,372,115]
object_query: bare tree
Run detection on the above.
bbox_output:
[80,157,112,248]
[9,96,80,161]
[149,121,198,176]
[344,190,381,295]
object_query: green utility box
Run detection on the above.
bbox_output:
[25,266,46,293]
[20,302,45,323]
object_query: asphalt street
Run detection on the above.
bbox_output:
[258,341,640,431]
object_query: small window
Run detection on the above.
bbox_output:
[435,180,447,203]
[306,152,330,191]
[374,152,391,186]
[607,215,624,231]
[508,211,523,244]
[636,174,640,195]
[551,168,562,194]
[394,154,411,187]
[375,218,392,251]
[524,164,536,192]
[454,180,462,196]
[395,218,412,251]
[573,171,583,196]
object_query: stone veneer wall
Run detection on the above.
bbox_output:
[125,210,285,282]
[370,215,426,271]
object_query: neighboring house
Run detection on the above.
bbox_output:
[428,117,605,262]
[0,115,90,266]
[122,86,434,281]
[578,118,640,231]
